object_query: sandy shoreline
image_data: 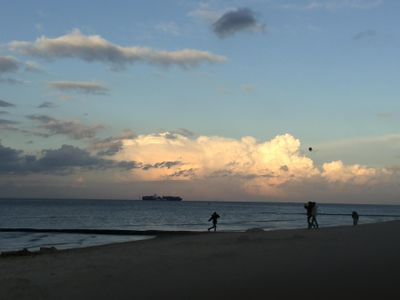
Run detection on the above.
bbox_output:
[1,221,400,299]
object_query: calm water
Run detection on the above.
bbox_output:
[1,199,400,252]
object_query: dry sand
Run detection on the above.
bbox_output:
[1,221,400,300]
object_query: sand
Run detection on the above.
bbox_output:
[1,221,400,300]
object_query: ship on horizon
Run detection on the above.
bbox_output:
[142,194,183,201]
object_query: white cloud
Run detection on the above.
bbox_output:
[322,160,378,184]
[10,29,226,70]
[109,132,389,198]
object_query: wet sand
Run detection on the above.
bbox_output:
[1,221,399,299]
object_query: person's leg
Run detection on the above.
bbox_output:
[313,217,318,229]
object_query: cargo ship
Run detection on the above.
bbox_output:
[142,194,183,201]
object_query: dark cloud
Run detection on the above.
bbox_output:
[49,81,109,95]
[37,101,57,108]
[10,29,226,70]
[168,168,197,178]
[142,161,182,170]
[0,122,50,137]
[36,145,138,173]
[0,118,21,133]
[0,56,23,85]
[208,169,234,178]
[0,111,9,115]
[0,142,34,173]
[94,140,124,156]
[0,142,138,175]
[353,29,376,40]
[27,114,103,140]
[90,130,137,156]
[0,99,15,107]
[0,56,19,74]
[0,142,185,175]
[213,8,264,38]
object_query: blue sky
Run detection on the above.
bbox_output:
[1,0,400,203]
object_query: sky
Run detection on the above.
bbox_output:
[1,0,400,203]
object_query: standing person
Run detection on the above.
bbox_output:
[208,211,220,232]
[310,202,319,229]
[352,211,359,226]
[304,202,313,229]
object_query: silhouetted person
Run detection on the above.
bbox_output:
[208,211,220,232]
[352,211,359,226]
[310,202,318,229]
[304,202,313,229]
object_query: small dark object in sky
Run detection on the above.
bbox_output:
[308,147,313,152]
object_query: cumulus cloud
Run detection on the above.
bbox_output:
[10,29,226,70]
[322,160,379,184]
[353,29,376,40]
[49,81,109,95]
[1,131,398,202]
[0,99,15,107]
[27,114,104,140]
[213,8,265,38]
[109,132,390,198]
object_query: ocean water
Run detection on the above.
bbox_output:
[1,199,400,252]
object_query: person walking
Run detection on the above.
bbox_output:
[352,211,359,226]
[310,202,319,229]
[304,202,313,229]
[208,211,220,232]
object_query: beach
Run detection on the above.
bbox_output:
[1,221,399,299]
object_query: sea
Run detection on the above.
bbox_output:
[1,199,400,252]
